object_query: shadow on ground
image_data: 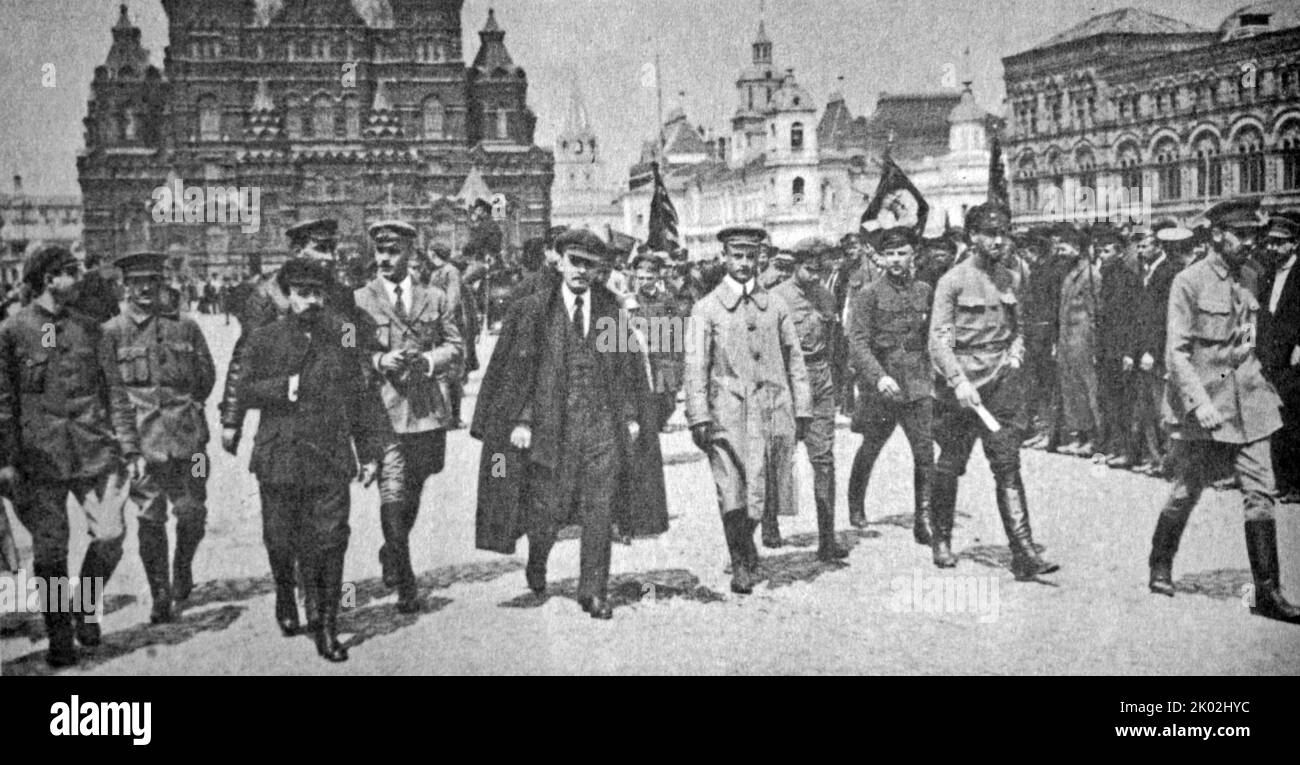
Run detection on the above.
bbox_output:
[498,568,727,611]
[1174,568,1251,601]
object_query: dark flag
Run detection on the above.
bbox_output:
[988,131,1009,207]
[861,156,929,237]
[647,161,680,253]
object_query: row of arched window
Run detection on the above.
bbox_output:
[185,37,459,63]
[193,95,464,141]
[1012,120,1300,210]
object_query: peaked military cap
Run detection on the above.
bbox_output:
[367,220,418,243]
[554,228,609,262]
[1265,211,1300,241]
[1202,198,1266,230]
[964,203,1012,235]
[285,218,339,247]
[278,258,331,290]
[717,225,768,246]
[114,251,168,277]
[877,226,919,251]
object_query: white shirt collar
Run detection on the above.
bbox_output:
[724,274,755,297]
[560,282,592,336]
[381,274,413,308]
[1278,254,1297,274]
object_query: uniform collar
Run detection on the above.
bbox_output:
[718,275,767,311]
[1207,251,1231,280]
[126,301,155,325]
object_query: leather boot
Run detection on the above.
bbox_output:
[313,546,349,662]
[1147,507,1190,597]
[1244,519,1300,623]
[267,548,300,637]
[73,545,117,647]
[137,522,173,624]
[815,474,848,561]
[995,472,1059,580]
[846,446,869,529]
[744,517,761,576]
[172,521,204,602]
[724,511,754,594]
[378,502,407,589]
[930,471,959,568]
[43,610,77,668]
[913,467,934,546]
[761,501,783,548]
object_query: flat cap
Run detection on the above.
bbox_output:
[789,237,833,262]
[773,250,796,266]
[1048,222,1086,248]
[278,258,331,289]
[1202,198,1266,230]
[285,218,339,246]
[554,228,609,262]
[367,220,418,242]
[23,245,79,287]
[1089,224,1125,247]
[877,226,919,251]
[114,251,168,277]
[965,203,1012,235]
[923,236,958,254]
[1266,211,1300,241]
[717,225,767,245]
[629,250,667,270]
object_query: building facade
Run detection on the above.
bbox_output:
[619,21,992,256]
[549,86,622,234]
[1003,3,1300,226]
[78,1,553,276]
[0,175,84,287]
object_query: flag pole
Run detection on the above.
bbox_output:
[656,49,666,158]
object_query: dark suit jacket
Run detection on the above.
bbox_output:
[471,280,668,553]
[242,310,389,486]
[1098,258,1142,362]
[1137,257,1179,365]
[1258,259,1300,404]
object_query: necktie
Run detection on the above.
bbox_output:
[393,284,406,319]
[573,294,585,337]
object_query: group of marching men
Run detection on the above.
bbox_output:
[3,193,1297,670]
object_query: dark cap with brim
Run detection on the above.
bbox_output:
[367,220,418,243]
[286,218,339,247]
[278,258,331,289]
[717,225,767,247]
[1266,211,1300,241]
[114,251,168,277]
[1203,198,1266,230]
[23,245,79,287]
[877,226,918,251]
[965,203,1012,235]
[555,228,609,263]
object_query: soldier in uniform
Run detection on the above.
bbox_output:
[929,204,1059,580]
[771,239,849,561]
[241,259,387,660]
[916,235,958,289]
[845,227,936,551]
[354,222,463,613]
[759,250,795,289]
[0,246,143,667]
[1147,199,1299,623]
[101,252,215,624]
[629,251,685,432]
[684,225,812,594]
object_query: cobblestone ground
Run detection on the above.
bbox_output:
[3,313,1299,675]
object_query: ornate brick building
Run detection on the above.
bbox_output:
[78,1,553,276]
[1003,3,1300,225]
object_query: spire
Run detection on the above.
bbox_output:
[482,7,501,33]
[104,3,150,77]
[562,82,594,140]
[114,3,132,30]
[473,8,518,73]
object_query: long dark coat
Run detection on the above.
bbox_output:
[472,279,669,554]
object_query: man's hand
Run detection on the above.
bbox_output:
[378,349,406,373]
[690,423,713,451]
[509,424,532,450]
[954,380,982,410]
[1140,352,1155,372]
[1007,355,1022,370]
[877,375,902,399]
[0,465,19,495]
[358,461,378,487]
[1122,355,1135,373]
[1194,403,1225,430]
[626,420,640,442]
[220,426,241,455]
[127,454,148,483]
[796,417,810,442]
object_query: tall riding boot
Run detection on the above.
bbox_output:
[930,471,959,568]
[846,447,869,529]
[815,468,848,561]
[37,562,77,667]
[137,522,173,624]
[913,467,934,546]
[761,499,782,548]
[1244,519,1300,623]
[313,546,349,662]
[1147,506,1191,596]
[172,521,204,602]
[744,517,761,575]
[267,547,300,636]
[723,511,754,594]
[995,472,1060,581]
[73,545,118,647]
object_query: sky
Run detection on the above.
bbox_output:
[0,0,1248,196]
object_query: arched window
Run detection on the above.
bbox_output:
[1234,127,1265,193]
[1154,138,1181,200]
[1016,155,1038,212]
[102,112,119,143]
[198,96,220,141]
[1280,121,1300,191]
[422,97,444,138]
[1116,143,1142,189]
[343,95,360,139]
[495,108,509,140]
[1193,134,1223,197]
[311,95,334,139]
[1075,148,1096,191]
[123,109,138,141]
[284,96,302,138]
[791,122,804,152]
[792,177,805,205]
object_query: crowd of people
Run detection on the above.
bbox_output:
[2,193,1297,672]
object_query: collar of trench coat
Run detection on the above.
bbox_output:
[715,279,770,312]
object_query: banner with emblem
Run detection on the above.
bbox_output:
[647,161,680,254]
[860,156,929,237]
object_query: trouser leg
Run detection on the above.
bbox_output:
[73,470,129,644]
[259,483,302,635]
[899,400,935,546]
[576,433,618,603]
[13,480,76,662]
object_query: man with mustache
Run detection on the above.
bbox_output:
[354,221,462,613]
[101,251,215,625]
[0,246,143,667]
[929,204,1059,581]
[241,259,387,660]
[684,225,811,594]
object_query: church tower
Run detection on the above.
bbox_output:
[730,19,780,166]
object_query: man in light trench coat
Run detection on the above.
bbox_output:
[684,225,812,595]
